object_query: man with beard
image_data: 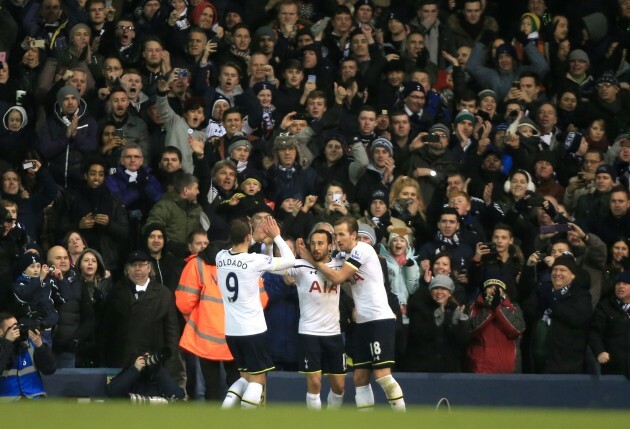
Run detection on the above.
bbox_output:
[145,173,202,259]
[52,159,129,272]
[103,87,151,164]
[156,75,207,174]
[144,224,183,293]
[282,230,345,409]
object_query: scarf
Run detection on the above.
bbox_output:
[261,106,275,137]
[436,230,460,247]
[424,20,440,65]
[617,299,630,318]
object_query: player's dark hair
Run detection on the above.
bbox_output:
[334,216,358,235]
[310,229,333,245]
[230,217,252,245]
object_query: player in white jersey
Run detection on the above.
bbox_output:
[217,216,296,409]
[287,229,346,410]
[297,216,405,412]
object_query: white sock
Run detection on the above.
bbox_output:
[355,384,374,411]
[306,392,321,410]
[241,382,263,409]
[221,377,248,409]
[327,390,344,409]
[376,374,406,412]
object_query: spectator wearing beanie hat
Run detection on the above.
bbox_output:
[407,122,457,209]
[559,49,595,103]
[574,163,617,224]
[399,81,434,132]
[265,134,317,205]
[355,138,396,212]
[404,272,469,372]
[39,84,98,188]
[449,109,476,164]
[467,266,525,373]
[358,188,407,245]
[524,252,591,374]
[466,31,549,101]
[590,269,630,378]
[143,223,183,293]
[587,73,630,140]
[379,225,419,324]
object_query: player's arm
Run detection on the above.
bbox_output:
[262,217,296,271]
[314,260,357,284]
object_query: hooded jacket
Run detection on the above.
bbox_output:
[38,99,97,188]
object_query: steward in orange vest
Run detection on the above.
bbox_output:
[176,244,269,362]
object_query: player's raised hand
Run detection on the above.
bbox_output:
[296,238,314,263]
[263,217,281,239]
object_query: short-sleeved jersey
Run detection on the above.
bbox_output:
[217,249,278,336]
[288,258,344,336]
[344,241,395,324]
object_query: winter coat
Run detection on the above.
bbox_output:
[589,295,630,378]
[263,272,300,366]
[265,163,317,204]
[379,244,420,324]
[37,99,98,188]
[105,165,164,218]
[466,294,525,373]
[404,289,470,372]
[12,275,59,328]
[53,278,95,354]
[145,191,202,258]
[103,278,183,383]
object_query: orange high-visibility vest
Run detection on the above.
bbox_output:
[176,255,268,360]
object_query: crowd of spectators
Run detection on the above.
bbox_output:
[2,0,630,400]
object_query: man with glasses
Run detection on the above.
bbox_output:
[586,73,630,140]
[103,250,185,387]
[106,144,164,249]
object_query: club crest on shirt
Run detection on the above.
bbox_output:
[350,249,362,260]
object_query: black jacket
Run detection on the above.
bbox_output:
[590,296,630,378]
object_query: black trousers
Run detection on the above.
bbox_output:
[199,358,240,401]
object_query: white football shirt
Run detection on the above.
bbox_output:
[217,236,295,336]
[343,241,395,324]
[288,258,344,336]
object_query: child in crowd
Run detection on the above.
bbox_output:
[12,252,62,347]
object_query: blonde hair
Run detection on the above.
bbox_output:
[389,176,426,219]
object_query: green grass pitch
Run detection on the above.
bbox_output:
[2,401,629,429]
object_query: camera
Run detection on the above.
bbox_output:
[114,129,125,139]
[537,252,547,259]
[16,323,42,342]
[539,223,572,234]
[511,81,521,90]
[332,192,342,203]
[423,133,441,143]
[47,265,56,275]
[22,161,35,170]
[143,348,171,367]
[177,69,188,79]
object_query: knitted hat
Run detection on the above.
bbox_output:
[388,9,407,23]
[495,43,516,60]
[191,2,218,26]
[454,109,476,125]
[370,137,393,155]
[483,266,507,290]
[273,135,298,151]
[354,0,375,11]
[370,188,388,205]
[252,81,275,97]
[568,49,590,67]
[534,150,555,165]
[387,226,414,249]
[597,73,620,88]
[429,274,455,293]
[478,89,497,102]
[227,135,252,155]
[401,81,425,99]
[552,254,578,274]
[241,168,264,187]
[254,26,276,43]
[383,59,405,73]
[429,123,451,140]
[520,13,541,33]
[56,86,81,106]
[596,164,617,181]
[358,223,377,245]
[615,270,630,284]
[19,252,43,273]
